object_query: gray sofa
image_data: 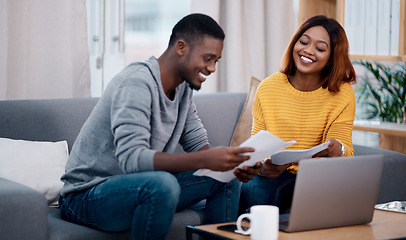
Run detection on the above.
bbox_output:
[1,92,406,240]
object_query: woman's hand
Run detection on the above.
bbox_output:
[312,138,343,158]
[234,161,263,182]
[260,158,290,178]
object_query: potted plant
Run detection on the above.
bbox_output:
[353,60,406,124]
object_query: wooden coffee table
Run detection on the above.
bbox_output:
[186,210,406,240]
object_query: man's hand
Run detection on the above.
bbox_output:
[312,138,343,158]
[154,145,254,173]
[234,161,262,182]
[261,158,290,178]
[203,146,255,171]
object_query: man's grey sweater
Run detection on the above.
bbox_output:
[60,57,209,197]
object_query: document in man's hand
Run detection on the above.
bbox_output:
[193,130,296,182]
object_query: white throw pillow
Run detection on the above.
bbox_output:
[0,138,68,206]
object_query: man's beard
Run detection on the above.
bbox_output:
[186,78,201,91]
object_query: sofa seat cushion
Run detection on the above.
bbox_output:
[48,207,204,240]
[48,207,131,240]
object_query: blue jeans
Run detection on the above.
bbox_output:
[240,171,296,214]
[59,171,240,240]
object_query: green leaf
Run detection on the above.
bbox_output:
[353,60,406,123]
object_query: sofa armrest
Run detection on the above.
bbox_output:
[354,145,406,204]
[0,177,48,240]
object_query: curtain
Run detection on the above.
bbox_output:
[0,0,90,100]
[191,0,295,93]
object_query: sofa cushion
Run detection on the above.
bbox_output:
[0,177,48,240]
[48,207,132,240]
[0,98,99,152]
[230,76,261,147]
[354,144,406,203]
[193,92,247,147]
[0,138,68,206]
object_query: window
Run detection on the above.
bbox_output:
[86,0,191,97]
[124,0,191,64]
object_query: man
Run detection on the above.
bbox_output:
[59,13,260,239]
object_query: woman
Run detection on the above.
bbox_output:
[240,15,357,213]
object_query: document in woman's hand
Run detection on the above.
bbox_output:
[271,140,330,165]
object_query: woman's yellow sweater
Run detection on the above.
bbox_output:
[252,72,356,172]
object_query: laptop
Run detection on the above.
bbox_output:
[279,154,384,232]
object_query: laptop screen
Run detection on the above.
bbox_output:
[280,155,383,232]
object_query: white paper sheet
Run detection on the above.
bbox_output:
[271,140,330,165]
[193,130,296,182]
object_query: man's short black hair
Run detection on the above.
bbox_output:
[168,13,225,47]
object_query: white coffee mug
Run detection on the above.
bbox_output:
[236,205,279,240]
